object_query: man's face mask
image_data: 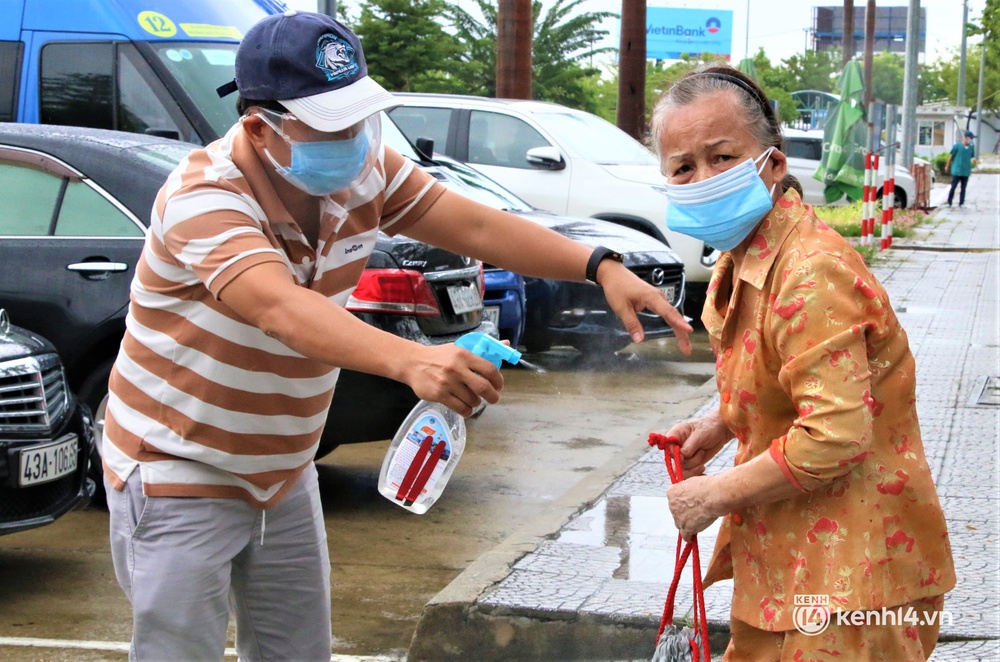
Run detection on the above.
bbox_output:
[663,147,777,251]
[254,109,381,196]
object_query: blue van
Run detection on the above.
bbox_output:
[0,0,285,143]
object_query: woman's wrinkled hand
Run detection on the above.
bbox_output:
[662,409,733,476]
[667,475,724,541]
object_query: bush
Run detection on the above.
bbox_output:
[814,200,930,239]
[933,152,950,178]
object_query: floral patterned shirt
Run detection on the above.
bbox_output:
[701,189,956,631]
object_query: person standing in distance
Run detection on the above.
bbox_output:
[946,130,977,208]
[101,10,692,662]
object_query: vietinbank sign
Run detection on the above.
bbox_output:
[647,7,733,60]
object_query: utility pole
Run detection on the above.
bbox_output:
[496,0,533,99]
[957,0,969,106]
[864,0,875,108]
[843,0,855,64]
[319,0,337,18]
[900,0,920,168]
[617,0,647,141]
[975,42,985,158]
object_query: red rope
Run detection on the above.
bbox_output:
[648,433,711,662]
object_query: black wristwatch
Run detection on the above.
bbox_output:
[585,246,625,285]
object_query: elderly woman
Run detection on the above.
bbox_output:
[654,66,955,660]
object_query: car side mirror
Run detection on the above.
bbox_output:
[526,146,565,171]
[415,137,435,161]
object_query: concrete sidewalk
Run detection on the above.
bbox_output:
[406,174,1000,662]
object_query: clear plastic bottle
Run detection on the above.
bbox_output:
[377,402,465,514]
[377,332,520,514]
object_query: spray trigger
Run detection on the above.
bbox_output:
[455,332,521,368]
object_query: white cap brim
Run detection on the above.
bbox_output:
[280,76,399,132]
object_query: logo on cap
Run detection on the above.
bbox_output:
[315,34,359,82]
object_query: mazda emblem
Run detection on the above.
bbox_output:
[650,268,666,286]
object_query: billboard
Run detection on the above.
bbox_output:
[646,7,733,60]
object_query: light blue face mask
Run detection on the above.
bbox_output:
[259,113,375,196]
[664,147,776,251]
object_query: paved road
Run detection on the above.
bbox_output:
[0,334,716,661]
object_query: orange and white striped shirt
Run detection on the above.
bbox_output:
[103,122,445,507]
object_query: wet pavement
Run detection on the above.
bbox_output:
[0,332,718,662]
[407,174,1000,662]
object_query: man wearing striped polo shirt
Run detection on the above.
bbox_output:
[102,10,692,661]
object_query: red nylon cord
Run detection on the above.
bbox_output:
[648,433,711,662]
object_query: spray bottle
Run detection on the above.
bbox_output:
[377,332,521,514]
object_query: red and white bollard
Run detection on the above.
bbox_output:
[862,153,879,246]
[881,177,894,250]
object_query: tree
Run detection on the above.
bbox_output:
[351,0,465,93]
[870,52,905,105]
[968,0,1000,114]
[779,49,840,93]
[447,0,616,111]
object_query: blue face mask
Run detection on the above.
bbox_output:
[664,147,776,251]
[259,113,375,196]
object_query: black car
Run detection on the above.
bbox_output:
[399,152,686,354]
[0,123,494,462]
[0,309,95,535]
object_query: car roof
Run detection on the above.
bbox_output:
[0,123,195,223]
[392,92,579,115]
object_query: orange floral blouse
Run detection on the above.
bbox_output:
[701,189,956,631]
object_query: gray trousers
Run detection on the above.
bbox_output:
[107,464,331,662]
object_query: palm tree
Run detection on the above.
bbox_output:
[448,0,616,108]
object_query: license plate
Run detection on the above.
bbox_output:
[447,284,483,315]
[483,306,500,327]
[18,435,78,487]
[659,285,677,303]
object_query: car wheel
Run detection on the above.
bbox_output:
[78,358,114,417]
[78,359,113,508]
[575,336,633,355]
[88,394,108,508]
[877,187,907,209]
[522,326,553,354]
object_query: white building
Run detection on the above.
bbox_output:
[915,101,998,160]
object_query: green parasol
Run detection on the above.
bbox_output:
[737,57,757,81]
[812,60,867,203]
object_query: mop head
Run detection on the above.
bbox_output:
[651,624,702,662]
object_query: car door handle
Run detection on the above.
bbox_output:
[67,262,129,273]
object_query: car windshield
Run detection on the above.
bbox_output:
[530,110,659,166]
[432,159,533,212]
[381,112,421,160]
[148,43,241,138]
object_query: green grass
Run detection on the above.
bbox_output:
[813,200,930,239]
[812,200,933,265]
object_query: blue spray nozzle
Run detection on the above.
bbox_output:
[455,332,521,368]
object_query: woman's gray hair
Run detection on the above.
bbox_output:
[649,65,801,196]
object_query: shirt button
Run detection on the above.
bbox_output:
[731,513,743,526]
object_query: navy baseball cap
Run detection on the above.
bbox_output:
[964,130,975,138]
[221,10,396,132]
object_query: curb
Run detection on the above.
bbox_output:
[407,378,720,662]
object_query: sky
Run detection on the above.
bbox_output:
[288,0,988,65]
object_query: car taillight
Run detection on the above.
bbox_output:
[346,269,441,316]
